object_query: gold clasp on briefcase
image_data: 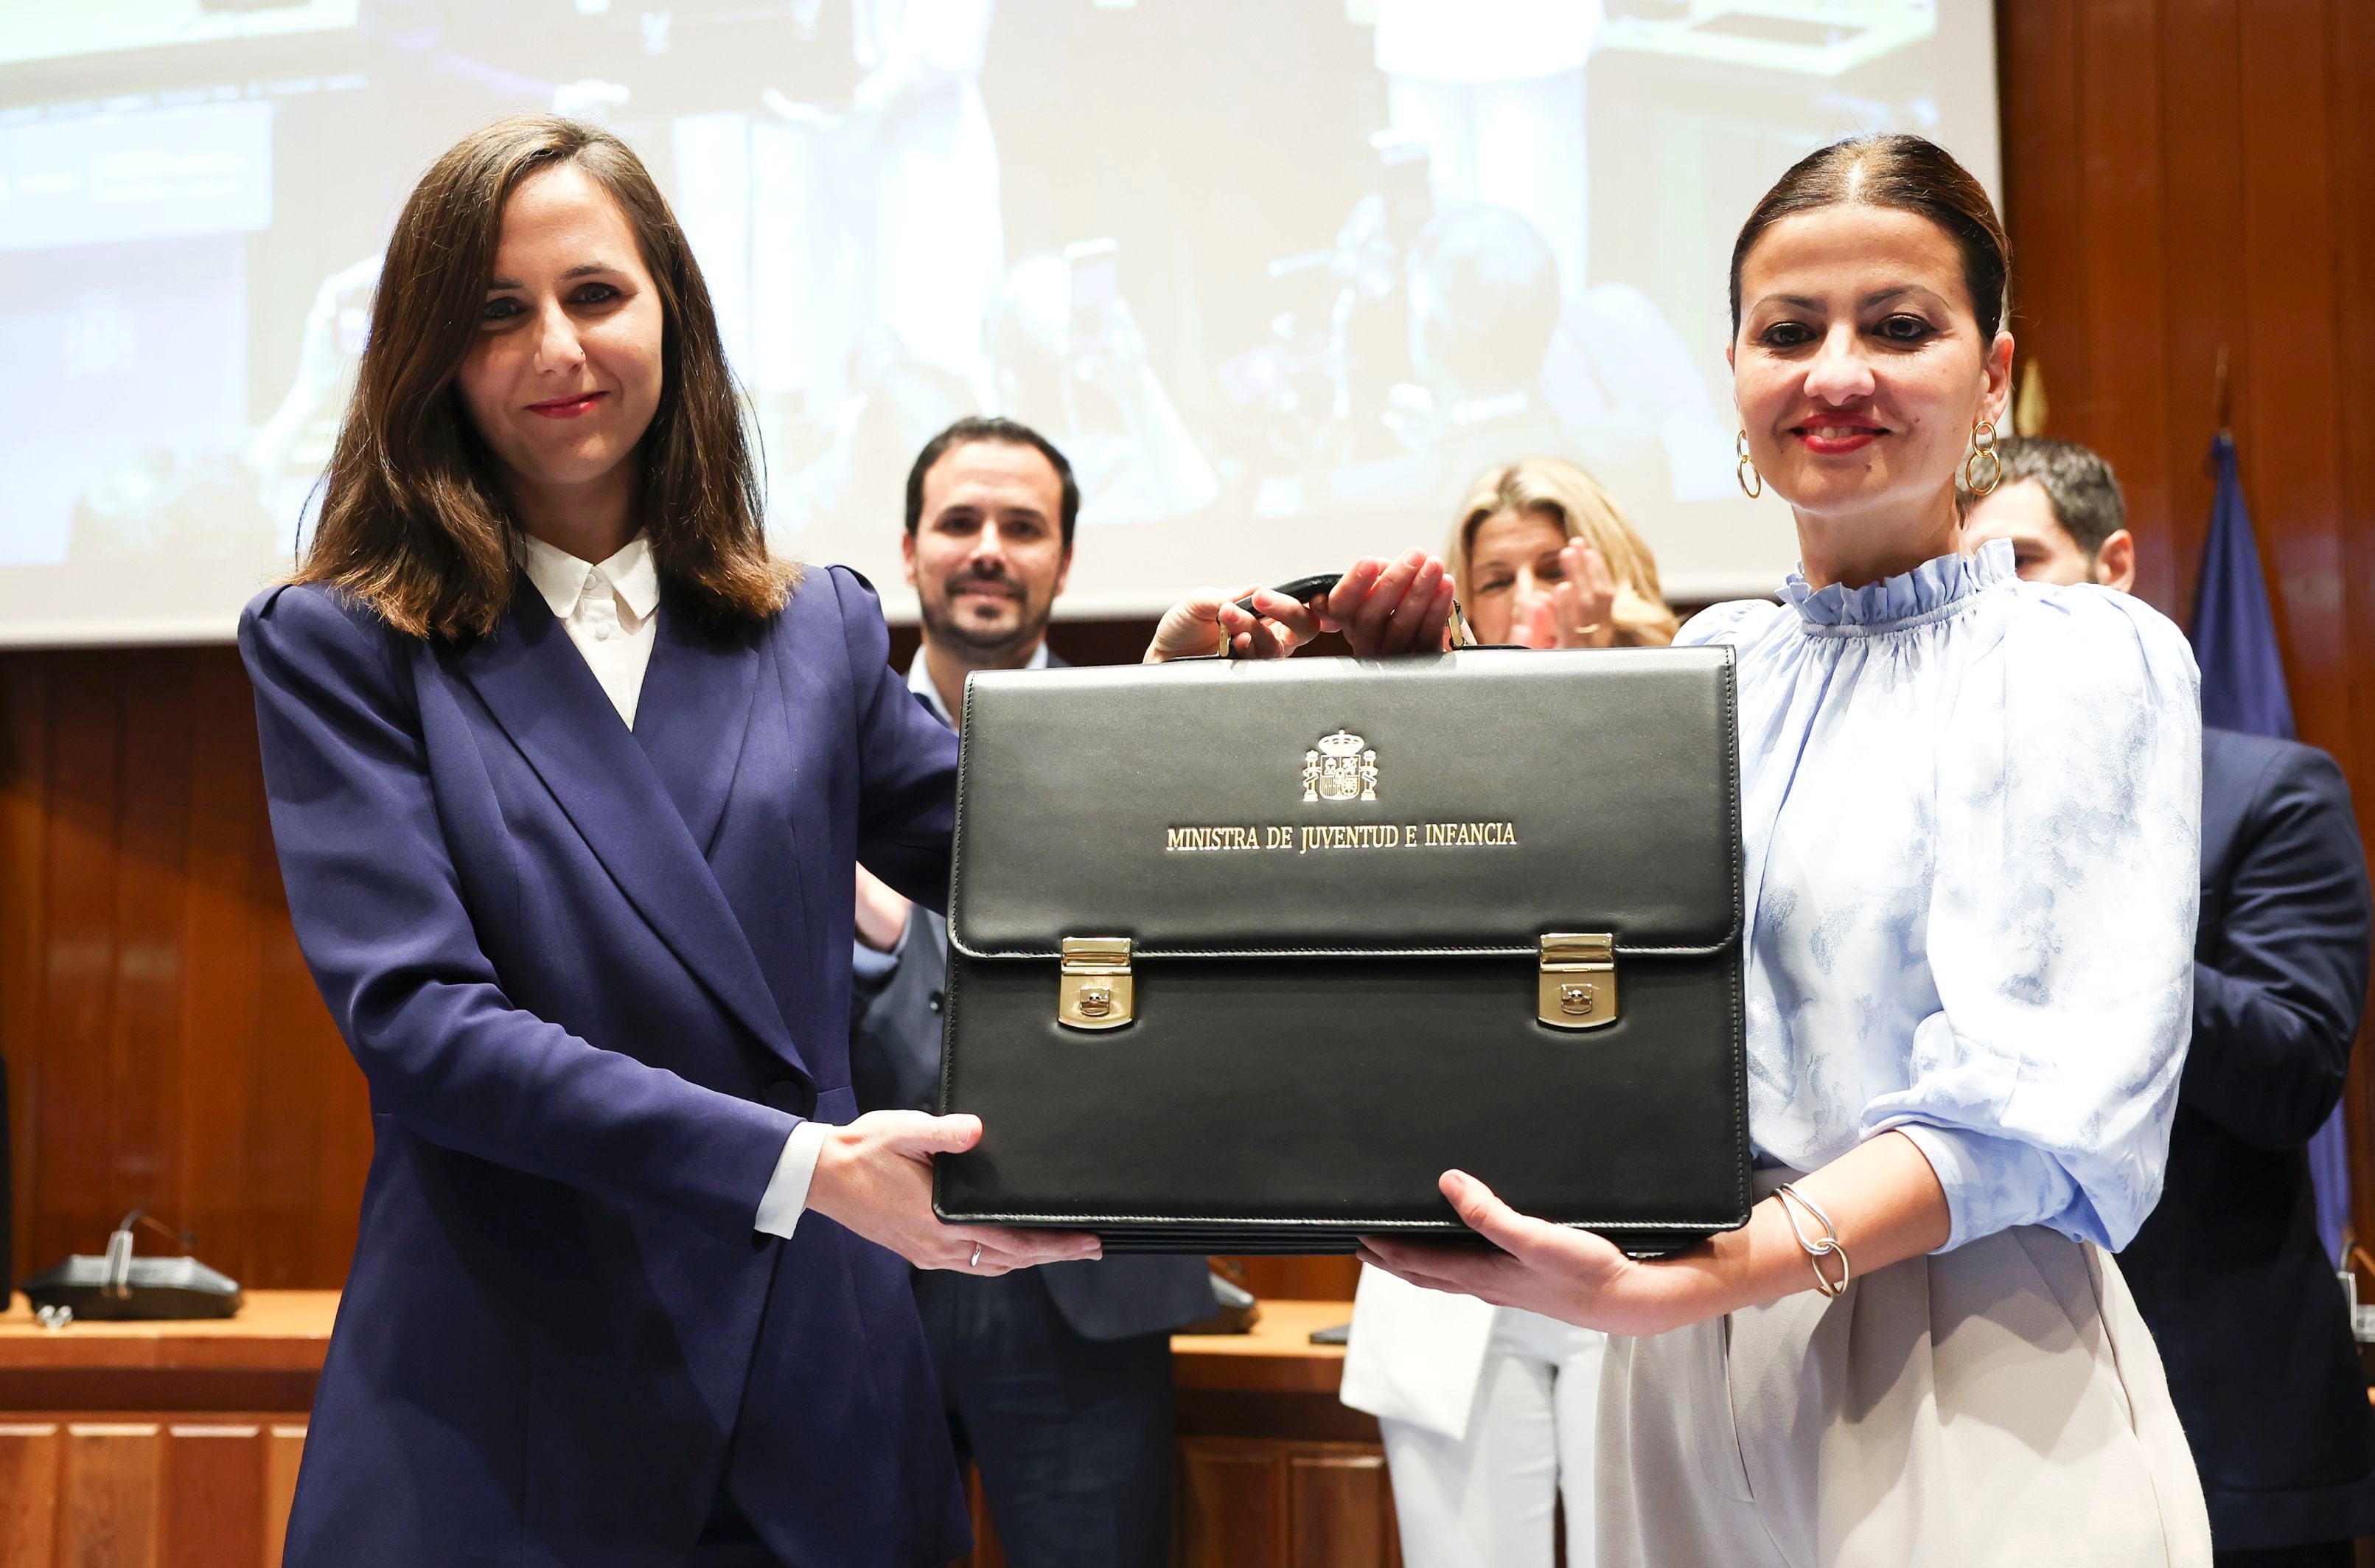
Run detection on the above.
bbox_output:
[1539,933,1618,1031]
[1059,937,1135,1031]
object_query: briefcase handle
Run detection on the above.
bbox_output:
[1227,571,1479,657]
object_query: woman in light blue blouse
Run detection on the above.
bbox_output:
[1361,134,2213,1567]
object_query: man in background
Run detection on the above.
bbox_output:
[850,417,1215,1568]
[1968,436,2375,1567]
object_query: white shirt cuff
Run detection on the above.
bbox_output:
[754,1119,829,1239]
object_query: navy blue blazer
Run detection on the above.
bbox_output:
[2122,728,2375,1550]
[241,565,970,1567]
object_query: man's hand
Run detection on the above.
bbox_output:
[1143,551,1458,663]
[804,1111,1102,1274]
[1144,585,1322,662]
[1324,551,1458,656]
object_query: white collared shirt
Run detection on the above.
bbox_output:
[853,639,1051,980]
[904,638,1050,729]
[519,531,825,1241]
[519,532,662,728]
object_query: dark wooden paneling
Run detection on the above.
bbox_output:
[162,1424,268,1568]
[0,1424,62,1565]
[1179,1441,1288,1568]
[0,1418,307,1568]
[1995,0,2375,1261]
[1175,1438,1403,1568]
[2150,0,2242,615]
[2074,0,2176,598]
[1288,1450,1400,1568]
[2236,0,2348,732]
[2327,0,2375,1252]
[1230,1258,1361,1304]
[63,1422,164,1568]
[0,649,363,1295]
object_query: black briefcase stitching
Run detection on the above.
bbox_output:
[935,647,1750,1256]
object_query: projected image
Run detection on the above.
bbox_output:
[0,1,360,69]
[0,0,1995,642]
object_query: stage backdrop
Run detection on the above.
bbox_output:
[0,0,1997,644]
[6,0,2375,1306]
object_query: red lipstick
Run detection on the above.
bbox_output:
[527,391,608,419]
[1793,416,1887,456]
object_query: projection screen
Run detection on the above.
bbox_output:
[0,0,1999,644]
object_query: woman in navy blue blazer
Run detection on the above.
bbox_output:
[243,116,1451,1567]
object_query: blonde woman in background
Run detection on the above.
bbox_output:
[1440,458,1679,650]
[1339,455,1675,1568]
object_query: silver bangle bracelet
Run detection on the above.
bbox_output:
[1773,1182,1853,1300]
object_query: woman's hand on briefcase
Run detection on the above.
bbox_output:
[1143,549,1457,662]
[1359,1135,1953,1336]
[806,1112,1102,1275]
[1357,1171,1695,1338]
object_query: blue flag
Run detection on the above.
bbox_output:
[2191,433,2346,1260]
[2192,433,2295,739]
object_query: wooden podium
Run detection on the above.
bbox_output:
[0,1294,1394,1568]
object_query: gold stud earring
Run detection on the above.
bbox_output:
[1964,418,2002,496]
[1736,430,1762,501]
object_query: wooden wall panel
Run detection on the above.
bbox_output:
[1287,1451,1400,1568]
[2072,0,2175,596]
[1229,1258,1361,1305]
[38,658,133,1277]
[0,1424,63,1566]
[1994,0,2375,1258]
[0,650,364,1296]
[161,1426,267,1568]
[260,1427,304,1568]
[1176,1439,1404,1568]
[2236,0,2347,731]
[0,1419,307,1568]
[1179,1441,1287,1568]
[2328,0,2375,1262]
[2149,0,2241,615]
[62,1423,164,1568]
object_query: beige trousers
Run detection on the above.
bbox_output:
[1597,1205,2212,1567]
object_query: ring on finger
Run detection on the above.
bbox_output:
[969,1243,983,1269]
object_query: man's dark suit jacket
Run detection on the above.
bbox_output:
[2124,727,2375,1550]
[851,657,1215,1344]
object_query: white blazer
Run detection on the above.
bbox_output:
[1338,1263,1503,1438]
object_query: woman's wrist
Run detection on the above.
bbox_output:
[1635,1195,1832,1330]
[1636,1135,1953,1331]
[1634,1213,1767,1331]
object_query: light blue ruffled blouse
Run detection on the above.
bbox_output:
[1678,539,2203,1252]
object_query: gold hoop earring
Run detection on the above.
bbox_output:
[1736,430,1762,500]
[1964,418,2002,496]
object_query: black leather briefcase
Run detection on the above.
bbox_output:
[935,647,1748,1255]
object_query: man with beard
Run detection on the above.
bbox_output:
[848,417,1216,1567]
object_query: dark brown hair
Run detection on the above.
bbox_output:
[1996,436,2127,555]
[904,417,1080,548]
[1729,133,2010,343]
[298,116,793,639]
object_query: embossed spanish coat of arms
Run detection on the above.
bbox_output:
[1302,729,1378,802]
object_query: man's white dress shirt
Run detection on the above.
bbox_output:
[851,639,1049,978]
[519,532,826,1240]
